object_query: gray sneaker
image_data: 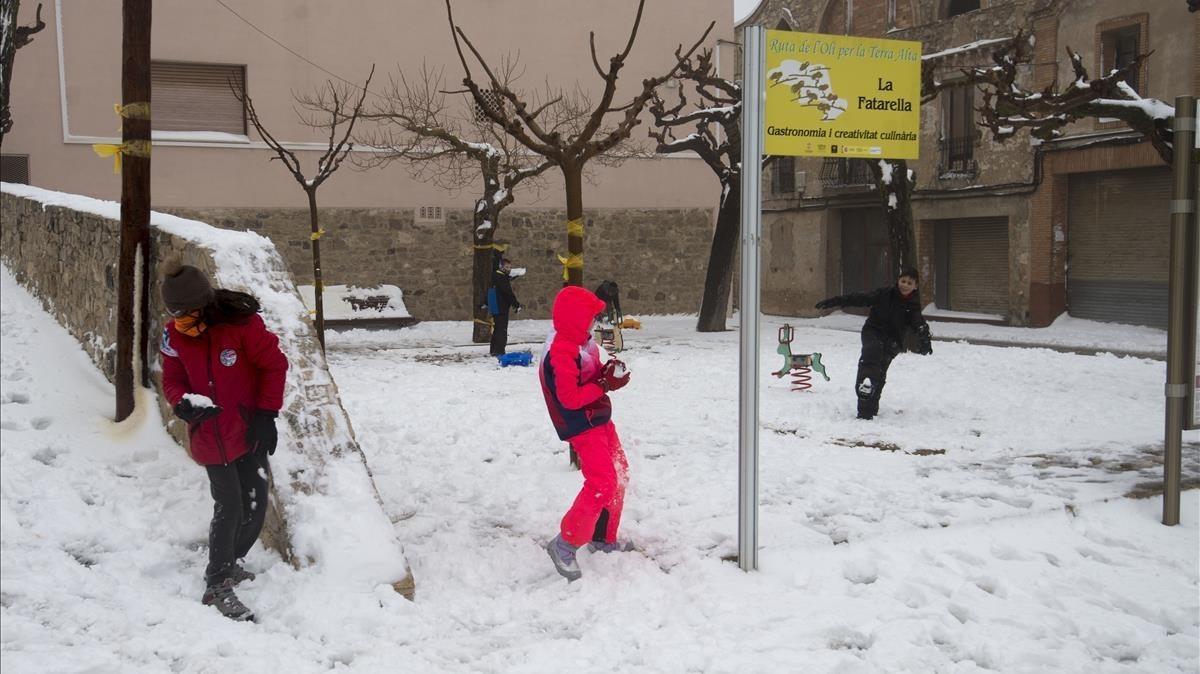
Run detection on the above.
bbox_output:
[229,563,256,586]
[587,540,635,553]
[546,534,581,581]
[202,578,255,622]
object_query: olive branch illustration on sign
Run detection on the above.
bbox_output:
[767,60,849,121]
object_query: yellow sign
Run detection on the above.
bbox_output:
[764,30,921,159]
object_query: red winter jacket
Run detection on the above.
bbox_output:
[160,314,288,465]
[539,286,612,440]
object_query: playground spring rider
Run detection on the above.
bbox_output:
[593,280,624,352]
[772,324,830,392]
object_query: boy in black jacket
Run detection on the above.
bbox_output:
[486,255,522,356]
[815,267,933,420]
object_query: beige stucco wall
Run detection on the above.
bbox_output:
[5,0,732,209]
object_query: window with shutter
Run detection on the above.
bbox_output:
[151,61,247,135]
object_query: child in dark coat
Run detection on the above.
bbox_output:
[486,254,522,356]
[815,267,932,420]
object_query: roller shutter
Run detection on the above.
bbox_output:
[941,217,1008,314]
[1067,167,1170,328]
[151,62,246,135]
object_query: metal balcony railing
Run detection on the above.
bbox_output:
[819,158,873,189]
[938,136,977,178]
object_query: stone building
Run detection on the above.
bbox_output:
[2,1,734,320]
[740,0,1196,328]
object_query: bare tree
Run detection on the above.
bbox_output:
[356,63,555,342]
[968,34,1173,164]
[446,0,714,286]
[232,66,375,350]
[868,33,1170,283]
[648,48,751,332]
[0,1,45,143]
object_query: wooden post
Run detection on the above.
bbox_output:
[115,0,152,421]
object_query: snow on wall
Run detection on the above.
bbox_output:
[0,183,414,597]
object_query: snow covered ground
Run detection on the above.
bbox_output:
[2,263,1197,673]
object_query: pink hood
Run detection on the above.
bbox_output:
[551,286,606,348]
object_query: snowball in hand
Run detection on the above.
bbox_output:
[182,393,217,408]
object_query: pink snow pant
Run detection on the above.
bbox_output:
[560,422,628,547]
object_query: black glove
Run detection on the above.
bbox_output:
[815,299,835,310]
[245,410,279,456]
[916,325,933,355]
[174,398,221,424]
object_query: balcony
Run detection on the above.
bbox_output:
[819,158,874,191]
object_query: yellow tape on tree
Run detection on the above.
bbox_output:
[557,252,583,281]
[114,102,151,120]
[473,317,495,327]
[472,242,508,251]
[91,140,152,173]
[566,218,584,238]
[311,229,326,241]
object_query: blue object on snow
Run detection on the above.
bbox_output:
[497,351,533,367]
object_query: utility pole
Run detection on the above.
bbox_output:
[1163,95,1197,526]
[115,0,152,421]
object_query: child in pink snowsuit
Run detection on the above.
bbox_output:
[540,286,631,581]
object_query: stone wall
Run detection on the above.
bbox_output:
[0,195,123,376]
[1,187,415,598]
[164,206,716,320]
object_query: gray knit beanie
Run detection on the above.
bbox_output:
[161,264,215,314]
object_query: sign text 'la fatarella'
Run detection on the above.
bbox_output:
[764,30,922,159]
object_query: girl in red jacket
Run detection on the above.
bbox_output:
[159,265,289,622]
[540,286,631,581]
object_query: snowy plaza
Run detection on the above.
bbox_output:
[2,264,1197,672]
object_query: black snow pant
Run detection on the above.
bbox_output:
[204,451,270,585]
[490,312,510,356]
[855,328,898,420]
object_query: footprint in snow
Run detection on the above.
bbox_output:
[2,391,30,404]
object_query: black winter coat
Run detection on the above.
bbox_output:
[819,286,931,354]
[490,268,521,314]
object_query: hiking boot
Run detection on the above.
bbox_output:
[229,563,256,586]
[587,540,635,553]
[202,578,255,622]
[546,534,581,582]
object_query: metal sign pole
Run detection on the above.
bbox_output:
[1164,94,1196,526]
[738,24,765,572]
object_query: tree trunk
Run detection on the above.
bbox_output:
[696,178,740,332]
[307,188,326,351]
[868,159,917,274]
[0,0,19,142]
[471,176,501,343]
[115,0,151,422]
[563,163,585,287]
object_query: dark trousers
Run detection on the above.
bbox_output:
[204,451,270,584]
[855,329,897,419]
[490,312,510,356]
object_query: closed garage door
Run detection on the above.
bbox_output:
[1067,167,1170,328]
[936,217,1009,314]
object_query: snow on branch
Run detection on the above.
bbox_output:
[965,32,1174,164]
